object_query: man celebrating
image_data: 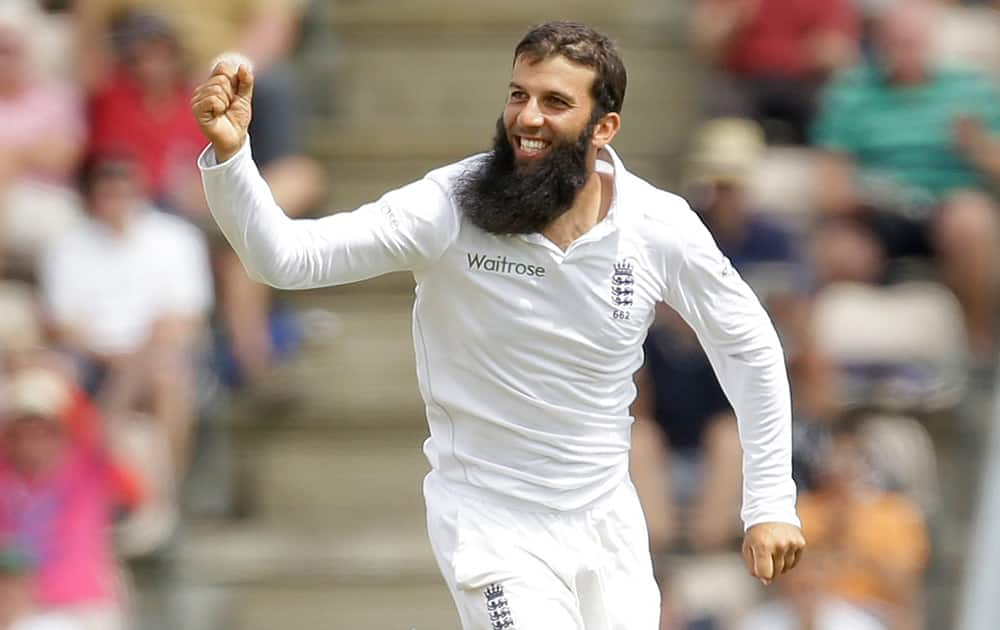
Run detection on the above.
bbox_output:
[192,21,804,629]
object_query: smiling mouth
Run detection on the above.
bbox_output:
[516,136,551,157]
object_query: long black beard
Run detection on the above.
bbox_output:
[455,117,593,235]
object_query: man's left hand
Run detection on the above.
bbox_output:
[742,522,806,584]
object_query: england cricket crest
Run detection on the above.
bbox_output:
[484,583,516,629]
[610,259,635,320]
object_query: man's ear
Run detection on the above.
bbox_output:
[592,112,621,149]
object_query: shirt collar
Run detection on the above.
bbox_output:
[600,144,626,226]
[513,144,630,250]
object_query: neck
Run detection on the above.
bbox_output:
[141,85,175,111]
[542,168,612,251]
[15,459,57,481]
[100,209,135,237]
[887,65,929,87]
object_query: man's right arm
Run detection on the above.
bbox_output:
[199,139,458,289]
[193,62,458,290]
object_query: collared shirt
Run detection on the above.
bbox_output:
[199,140,799,527]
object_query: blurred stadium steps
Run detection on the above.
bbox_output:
[171,290,452,629]
[303,5,699,214]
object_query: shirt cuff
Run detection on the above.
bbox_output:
[197,136,250,170]
[744,511,802,531]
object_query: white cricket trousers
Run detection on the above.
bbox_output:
[424,471,660,630]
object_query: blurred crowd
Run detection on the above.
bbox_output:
[0,1,325,628]
[0,0,998,629]
[631,0,1000,629]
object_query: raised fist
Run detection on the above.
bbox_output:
[742,521,806,584]
[191,61,254,162]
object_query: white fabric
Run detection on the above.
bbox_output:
[0,280,41,352]
[12,604,125,630]
[736,598,887,630]
[11,614,79,630]
[2,180,83,262]
[40,206,213,356]
[199,139,799,527]
[424,470,660,630]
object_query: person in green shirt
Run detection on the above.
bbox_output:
[811,0,1000,359]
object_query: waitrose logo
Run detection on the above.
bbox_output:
[466,253,546,278]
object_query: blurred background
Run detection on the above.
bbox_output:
[0,0,999,629]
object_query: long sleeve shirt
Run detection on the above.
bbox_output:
[199,139,799,527]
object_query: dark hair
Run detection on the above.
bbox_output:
[77,151,140,198]
[514,21,627,118]
[111,10,184,66]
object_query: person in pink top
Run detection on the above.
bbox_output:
[0,368,126,630]
[0,4,85,270]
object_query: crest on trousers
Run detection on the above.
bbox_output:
[484,583,516,629]
[611,259,635,308]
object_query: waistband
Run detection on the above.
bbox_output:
[423,469,632,516]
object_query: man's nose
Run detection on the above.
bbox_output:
[516,98,544,129]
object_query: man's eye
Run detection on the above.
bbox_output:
[509,91,527,100]
[548,97,568,107]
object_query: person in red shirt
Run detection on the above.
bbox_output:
[87,12,206,218]
[691,0,860,143]
[86,11,325,386]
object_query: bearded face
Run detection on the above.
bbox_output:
[455,116,596,235]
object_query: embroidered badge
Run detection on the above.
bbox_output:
[611,260,635,307]
[484,583,515,629]
[610,259,635,321]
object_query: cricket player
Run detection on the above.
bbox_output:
[191,21,805,629]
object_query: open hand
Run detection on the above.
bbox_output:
[191,62,254,162]
[742,522,806,584]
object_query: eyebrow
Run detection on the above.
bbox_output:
[508,82,577,104]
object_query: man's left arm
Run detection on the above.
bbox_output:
[955,117,1000,187]
[954,74,1000,187]
[661,208,805,583]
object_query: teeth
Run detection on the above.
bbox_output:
[521,138,548,152]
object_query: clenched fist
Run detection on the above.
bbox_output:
[191,62,254,163]
[742,522,806,584]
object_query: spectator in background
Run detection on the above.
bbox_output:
[795,418,930,630]
[0,1,83,274]
[77,5,326,385]
[631,307,741,556]
[39,153,212,479]
[0,547,81,630]
[0,548,37,629]
[683,118,805,277]
[631,117,820,628]
[0,368,130,630]
[74,1,326,211]
[87,13,207,219]
[631,119,805,557]
[735,553,887,630]
[784,306,846,492]
[812,0,1000,360]
[691,0,860,144]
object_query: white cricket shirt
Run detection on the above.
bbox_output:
[199,139,800,528]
